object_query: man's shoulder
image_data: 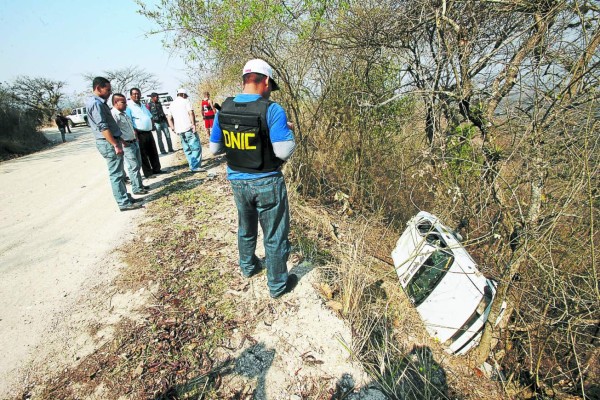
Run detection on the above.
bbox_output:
[172,98,190,109]
[266,99,282,108]
[265,101,285,117]
[169,98,182,108]
[85,96,99,108]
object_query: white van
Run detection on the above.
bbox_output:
[391,211,501,355]
[66,107,89,127]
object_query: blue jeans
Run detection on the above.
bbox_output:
[230,174,290,297]
[122,141,144,192]
[179,130,202,170]
[154,121,174,153]
[95,140,131,207]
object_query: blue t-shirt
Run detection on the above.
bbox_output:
[210,94,294,180]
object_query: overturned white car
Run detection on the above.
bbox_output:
[391,211,497,355]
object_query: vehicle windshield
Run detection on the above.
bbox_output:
[406,248,454,306]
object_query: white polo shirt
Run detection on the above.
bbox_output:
[167,96,194,133]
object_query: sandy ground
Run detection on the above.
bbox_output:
[0,126,180,397]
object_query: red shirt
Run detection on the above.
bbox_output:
[201,99,215,119]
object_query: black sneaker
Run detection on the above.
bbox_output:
[142,185,151,190]
[271,274,298,299]
[119,203,143,211]
[133,189,149,195]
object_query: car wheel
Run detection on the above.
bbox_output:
[84,117,89,127]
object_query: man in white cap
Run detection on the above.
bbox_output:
[209,59,297,299]
[166,88,204,172]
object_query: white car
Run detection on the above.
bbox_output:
[391,211,499,355]
[66,107,89,127]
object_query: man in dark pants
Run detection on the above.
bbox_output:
[55,113,67,142]
[126,88,164,178]
[56,113,72,134]
[147,92,174,154]
[62,114,72,133]
[209,59,297,299]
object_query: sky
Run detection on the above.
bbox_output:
[0,0,189,101]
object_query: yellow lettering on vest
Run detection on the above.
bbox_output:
[230,131,241,149]
[245,133,256,149]
[224,131,257,150]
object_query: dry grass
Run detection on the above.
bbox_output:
[290,196,508,400]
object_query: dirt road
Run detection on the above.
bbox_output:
[0,127,176,394]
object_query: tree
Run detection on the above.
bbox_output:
[0,82,50,157]
[326,1,599,395]
[82,66,160,95]
[9,76,66,120]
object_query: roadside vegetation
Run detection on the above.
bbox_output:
[139,1,598,398]
[0,83,51,160]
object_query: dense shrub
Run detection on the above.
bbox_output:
[0,86,50,159]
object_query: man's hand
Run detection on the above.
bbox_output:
[287,121,295,131]
[113,143,124,155]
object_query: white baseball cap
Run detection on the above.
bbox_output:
[242,59,280,91]
[177,88,188,95]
